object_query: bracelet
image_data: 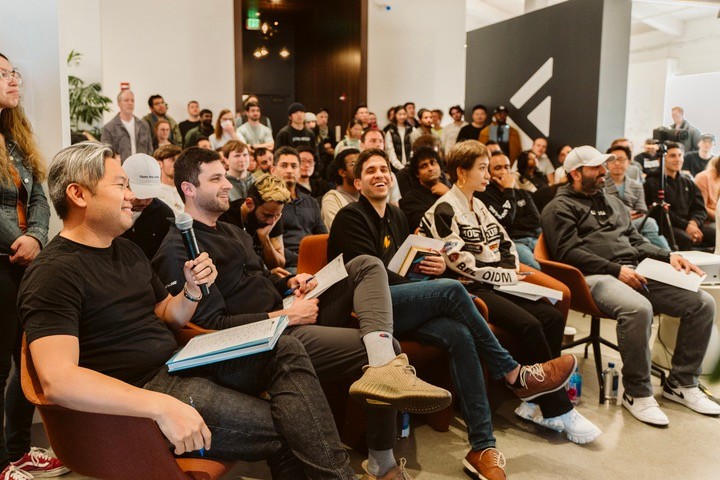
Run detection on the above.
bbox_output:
[183,284,202,302]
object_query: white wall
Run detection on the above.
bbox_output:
[58,0,103,86]
[665,72,720,155]
[98,0,236,123]
[367,0,467,127]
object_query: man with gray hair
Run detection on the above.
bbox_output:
[101,90,153,162]
[19,141,360,478]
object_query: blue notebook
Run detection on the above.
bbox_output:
[167,316,289,372]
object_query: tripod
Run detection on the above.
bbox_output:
[639,145,679,251]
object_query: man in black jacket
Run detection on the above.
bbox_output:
[644,142,714,250]
[476,152,541,269]
[152,147,452,480]
[329,149,583,479]
[542,145,719,426]
[119,153,174,259]
[398,147,449,230]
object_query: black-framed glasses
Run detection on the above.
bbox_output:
[0,68,23,85]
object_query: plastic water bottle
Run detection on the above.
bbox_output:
[397,412,410,439]
[566,366,582,404]
[603,362,619,403]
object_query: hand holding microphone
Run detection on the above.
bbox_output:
[176,213,213,296]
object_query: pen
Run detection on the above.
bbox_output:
[188,397,205,457]
[641,283,650,293]
[518,271,534,276]
[283,276,315,296]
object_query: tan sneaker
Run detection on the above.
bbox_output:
[360,458,414,480]
[463,448,507,480]
[509,354,576,401]
[349,354,452,414]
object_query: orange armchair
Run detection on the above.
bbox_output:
[21,336,234,480]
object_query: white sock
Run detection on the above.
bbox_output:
[362,331,397,366]
[367,448,397,476]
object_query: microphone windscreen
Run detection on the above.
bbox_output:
[176,212,194,231]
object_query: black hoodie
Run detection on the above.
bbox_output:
[541,184,671,277]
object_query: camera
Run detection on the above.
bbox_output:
[653,127,688,143]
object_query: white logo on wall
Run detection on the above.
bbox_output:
[510,57,553,136]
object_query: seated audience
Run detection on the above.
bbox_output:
[152,146,452,480]
[252,147,274,178]
[385,105,413,172]
[296,146,331,200]
[209,109,246,150]
[476,152,542,270]
[273,147,327,269]
[218,174,288,270]
[529,137,556,186]
[19,141,359,478]
[275,103,316,151]
[636,138,661,178]
[685,133,716,178]
[604,145,669,250]
[456,104,487,143]
[335,120,364,158]
[236,101,274,153]
[119,153,174,259]
[553,144,572,185]
[609,138,643,182]
[222,140,254,202]
[420,141,601,444]
[514,150,549,193]
[183,109,214,148]
[398,147,450,230]
[694,155,720,226]
[542,145,720,425]
[328,148,582,480]
[321,148,360,230]
[196,136,212,150]
[153,145,184,216]
[644,142,714,250]
[153,119,176,150]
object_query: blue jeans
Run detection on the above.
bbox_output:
[145,335,355,479]
[632,216,670,250]
[389,279,518,451]
[513,236,541,270]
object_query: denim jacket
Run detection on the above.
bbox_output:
[0,140,50,254]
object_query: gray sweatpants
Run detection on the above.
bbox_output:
[585,275,715,397]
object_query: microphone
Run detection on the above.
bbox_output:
[175,213,210,296]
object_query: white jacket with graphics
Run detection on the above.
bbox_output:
[419,185,519,285]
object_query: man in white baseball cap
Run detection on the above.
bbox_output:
[120,153,174,258]
[542,145,719,427]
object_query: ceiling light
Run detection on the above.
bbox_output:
[279,47,290,58]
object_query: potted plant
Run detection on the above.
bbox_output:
[67,50,111,140]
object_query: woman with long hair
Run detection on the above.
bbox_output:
[384,105,413,171]
[514,150,549,193]
[0,52,67,478]
[420,140,601,446]
[333,119,364,158]
[694,155,720,223]
[209,108,245,150]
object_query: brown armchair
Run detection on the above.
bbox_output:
[20,336,234,480]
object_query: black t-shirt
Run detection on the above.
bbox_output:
[275,126,317,150]
[19,235,177,387]
[218,199,283,265]
[456,124,482,143]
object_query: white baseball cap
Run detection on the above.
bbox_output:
[123,153,162,199]
[564,146,615,173]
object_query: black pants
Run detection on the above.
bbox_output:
[469,285,572,418]
[672,223,715,251]
[0,259,34,467]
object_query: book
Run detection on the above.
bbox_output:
[388,234,445,274]
[282,254,349,309]
[398,247,441,281]
[496,281,563,304]
[166,316,289,372]
[635,258,706,292]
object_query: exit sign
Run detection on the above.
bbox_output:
[246,18,260,30]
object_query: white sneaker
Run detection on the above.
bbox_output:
[663,382,720,416]
[622,393,669,426]
[513,401,564,433]
[550,409,602,444]
[1,466,34,480]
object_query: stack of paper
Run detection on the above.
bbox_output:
[283,254,349,308]
[635,258,706,292]
[496,282,563,304]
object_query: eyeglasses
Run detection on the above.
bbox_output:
[0,68,23,85]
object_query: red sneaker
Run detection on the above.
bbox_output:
[1,465,34,480]
[10,448,69,478]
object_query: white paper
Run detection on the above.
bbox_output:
[388,234,445,274]
[496,281,563,304]
[635,258,706,292]
[283,254,349,308]
[172,317,282,363]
